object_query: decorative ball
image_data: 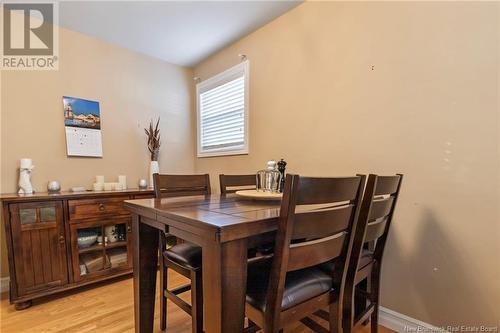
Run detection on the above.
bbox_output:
[138,179,148,189]
[47,181,61,193]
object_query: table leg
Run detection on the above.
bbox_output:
[133,215,159,333]
[202,238,248,333]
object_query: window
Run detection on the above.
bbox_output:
[197,61,249,157]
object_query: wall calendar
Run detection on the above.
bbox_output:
[63,96,103,157]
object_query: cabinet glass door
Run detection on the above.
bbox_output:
[77,226,106,277]
[104,223,129,269]
[72,220,131,281]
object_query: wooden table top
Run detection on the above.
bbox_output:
[124,194,282,242]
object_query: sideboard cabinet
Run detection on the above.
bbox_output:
[1,189,154,310]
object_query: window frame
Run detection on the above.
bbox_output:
[196,60,249,158]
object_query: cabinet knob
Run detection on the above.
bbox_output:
[98,203,105,211]
[127,225,132,233]
[59,235,65,244]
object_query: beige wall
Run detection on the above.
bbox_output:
[194,1,500,327]
[0,28,195,277]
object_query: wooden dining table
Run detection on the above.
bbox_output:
[124,194,282,333]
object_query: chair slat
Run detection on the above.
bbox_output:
[374,175,401,196]
[161,188,208,198]
[154,174,210,198]
[292,205,354,240]
[368,196,394,221]
[287,232,347,271]
[220,174,256,194]
[297,177,361,205]
[364,217,388,242]
[159,174,209,189]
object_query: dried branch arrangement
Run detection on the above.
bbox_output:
[145,118,161,161]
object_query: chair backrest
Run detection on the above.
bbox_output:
[343,173,403,308]
[351,174,403,267]
[265,174,365,319]
[152,173,211,199]
[219,174,256,194]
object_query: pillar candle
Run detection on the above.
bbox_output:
[118,175,127,189]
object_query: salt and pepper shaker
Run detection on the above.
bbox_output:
[256,160,282,192]
[277,159,287,193]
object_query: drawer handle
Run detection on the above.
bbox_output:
[59,235,65,244]
[98,203,105,211]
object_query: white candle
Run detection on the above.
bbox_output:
[96,175,105,184]
[93,183,103,191]
[118,175,127,189]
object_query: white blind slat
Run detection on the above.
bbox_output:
[200,77,244,100]
[201,100,244,117]
[202,131,244,144]
[201,82,244,105]
[202,111,244,128]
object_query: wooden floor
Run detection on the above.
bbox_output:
[0,271,394,333]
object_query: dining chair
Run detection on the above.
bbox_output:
[153,173,211,333]
[219,174,256,194]
[244,174,365,333]
[319,174,403,333]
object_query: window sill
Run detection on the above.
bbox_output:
[197,149,249,158]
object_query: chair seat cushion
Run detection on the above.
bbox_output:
[246,257,333,312]
[163,243,202,269]
[319,249,374,273]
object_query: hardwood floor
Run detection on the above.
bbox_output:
[0,271,394,333]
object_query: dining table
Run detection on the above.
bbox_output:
[124,193,282,333]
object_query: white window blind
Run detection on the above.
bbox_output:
[197,61,249,157]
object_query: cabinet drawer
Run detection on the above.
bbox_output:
[68,197,130,221]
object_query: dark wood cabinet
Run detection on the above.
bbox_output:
[1,189,154,310]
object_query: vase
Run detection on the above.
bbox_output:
[149,161,159,188]
[18,158,34,194]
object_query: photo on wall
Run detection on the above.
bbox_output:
[64,96,101,129]
[63,96,103,157]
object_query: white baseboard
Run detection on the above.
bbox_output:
[0,276,9,294]
[379,306,448,333]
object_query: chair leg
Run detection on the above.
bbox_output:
[160,266,168,330]
[160,234,168,331]
[342,291,355,333]
[370,267,381,333]
[362,277,372,326]
[329,302,340,333]
[371,304,379,333]
[244,320,260,333]
[191,269,203,333]
[262,323,282,333]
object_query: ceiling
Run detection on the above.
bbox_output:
[59,1,302,67]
